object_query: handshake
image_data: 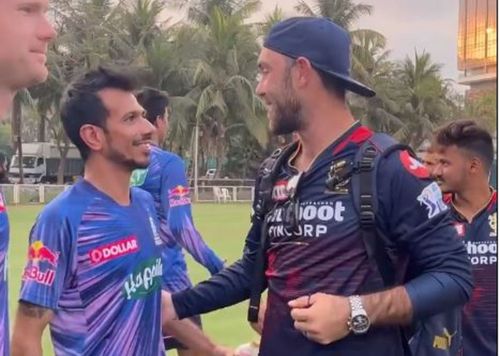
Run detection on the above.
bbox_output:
[161,291,237,356]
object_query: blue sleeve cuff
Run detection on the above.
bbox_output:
[405,272,472,320]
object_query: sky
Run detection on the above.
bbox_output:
[168,0,467,91]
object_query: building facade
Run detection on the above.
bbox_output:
[458,0,497,94]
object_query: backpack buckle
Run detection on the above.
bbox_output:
[360,210,375,226]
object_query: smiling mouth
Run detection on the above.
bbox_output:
[134,140,153,148]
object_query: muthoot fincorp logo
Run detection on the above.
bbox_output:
[465,241,497,265]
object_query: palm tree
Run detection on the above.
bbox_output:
[188,5,266,175]
[393,50,451,148]
[176,0,262,26]
[295,0,372,29]
[349,30,403,133]
[258,5,285,36]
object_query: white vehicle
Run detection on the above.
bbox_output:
[9,142,83,184]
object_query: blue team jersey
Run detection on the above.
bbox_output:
[446,191,497,356]
[131,146,223,291]
[173,124,472,356]
[19,180,164,356]
[0,192,9,356]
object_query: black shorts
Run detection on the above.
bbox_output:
[163,314,203,350]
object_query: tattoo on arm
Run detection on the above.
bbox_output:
[18,301,50,319]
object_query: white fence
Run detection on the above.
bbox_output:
[0,184,69,205]
[0,184,254,205]
[194,186,254,203]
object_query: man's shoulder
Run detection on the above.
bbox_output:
[152,147,184,168]
[131,186,155,205]
[36,183,90,228]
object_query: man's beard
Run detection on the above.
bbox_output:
[104,135,150,171]
[270,86,302,136]
[106,146,149,171]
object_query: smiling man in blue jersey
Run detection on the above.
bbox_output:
[433,120,497,356]
[10,67,169,356]
[161,17,474,356]
[0,1,56,354]
[133,87,230,356]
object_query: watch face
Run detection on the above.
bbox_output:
[351,314,370,334]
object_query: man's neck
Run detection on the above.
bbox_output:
[294,102,356,172]
[84,157,133,206]
[452,180,493,222]
[0,87,15,117]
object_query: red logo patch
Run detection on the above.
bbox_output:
[168,185,191,207]
[22,266,55,286]
[454,223,465,237]
[89,236,139,264]
[400,151,429,178]
[28,241,59,267]
[272,180,289,202]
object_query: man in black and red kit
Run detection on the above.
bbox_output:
[163,17,473,356]
[434,120,497,356]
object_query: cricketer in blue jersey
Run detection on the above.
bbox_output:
[433,120,497,356]
[0,1,56,354]
[11,67,169,355]
[19,181,165,355]
[162,18,473,356]
[134,88,231,356]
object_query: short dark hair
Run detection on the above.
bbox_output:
[135,87,169,125]
[60,67,138,160]
[316,69,346,100]
[434,119,494,171]
[284,57,346,100]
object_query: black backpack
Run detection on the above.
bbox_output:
[247,133,461,356]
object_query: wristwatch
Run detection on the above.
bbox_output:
[347,295,370,335]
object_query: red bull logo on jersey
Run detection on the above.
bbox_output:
[28,241,59,267]
[400,151,429,179]
[168,185,191,207]
[89,236,139,264]
[22,265,55,286]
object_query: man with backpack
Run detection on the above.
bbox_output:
[163,17,473,356]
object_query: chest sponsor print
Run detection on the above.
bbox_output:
[267,201,347,240]
[465,240,497,265]
[123,257,163,300]
[89,236,139,264]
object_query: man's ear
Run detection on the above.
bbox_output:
[80,124,105,153]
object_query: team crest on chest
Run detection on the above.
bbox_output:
[489,213,497,238]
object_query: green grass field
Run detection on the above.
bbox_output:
[7,203,258,354]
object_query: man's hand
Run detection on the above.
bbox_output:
[288,293,350,345]
[212,345,236,356]
[161,291,178,326]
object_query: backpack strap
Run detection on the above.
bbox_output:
[248,142,298,322]
[352,133,413,287]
